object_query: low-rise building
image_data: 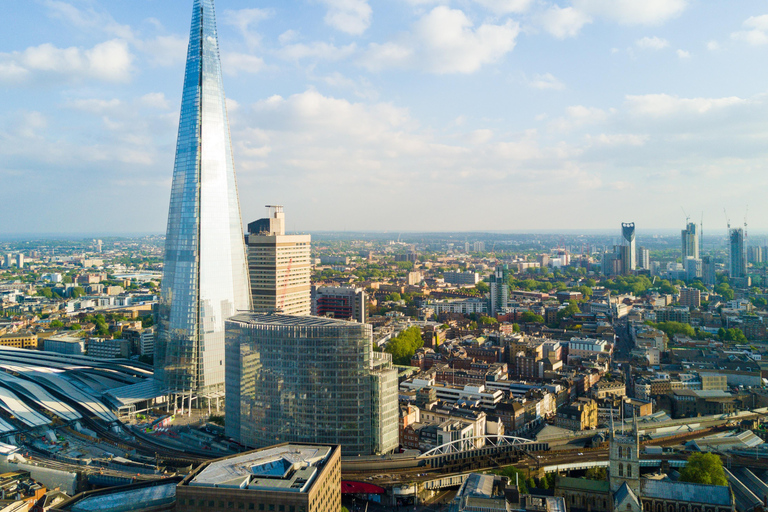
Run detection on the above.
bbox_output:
[555,397,598,431]
[0,332,38,349]
[177,443,341,512]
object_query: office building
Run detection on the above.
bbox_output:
[443,271,480,286]
[683,257,702,280]
[473,241,486,252]
[155,0,252,399]
[177,443,341,512]
[44,335,85,355]
[621,223,636,273]
[637,247,650,270]
[15,254,23,270]
[729,228,747,279]
[489,265,509,316]
[702,256,716,286]
[247,206,311,315]
[3,254,11,269]
[602,250,622,277]
[311,285,366,323]
[225,313,398,456]
[86,338,131,359]
[681,222,699,260]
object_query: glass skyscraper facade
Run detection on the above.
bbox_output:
[156,0,251,396]
[225,313,399,456]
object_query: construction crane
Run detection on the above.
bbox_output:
[278,257,293,312]
[681,206,690,225]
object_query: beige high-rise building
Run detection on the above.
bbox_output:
[247,206,311,315]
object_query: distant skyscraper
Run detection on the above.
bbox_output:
[225,313,399,455]
[729,228,747,279]
[155,0,251,399]
[14,254,23,270]
[247,206,311,315]
[621,223,636,273]
[489,265,509,316]
[681,222,699,260]
[637,246,650,270]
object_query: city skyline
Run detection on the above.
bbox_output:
[1,1,767,233]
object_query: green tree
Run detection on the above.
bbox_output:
[647,321,695,339]
[520,311,544,323]
[585,467,606,480]
[557,301,581,320]
[384,327,423,365]
[479,315,499,325]
[69,323,81,331]
[49,320,64,329]
[37,288,54,299]
[385,293,402,302]
[71,287,86,299]
[512,323,521,332]
[679,452,727,486]
[714,282,735,301]
[475,281,490,293]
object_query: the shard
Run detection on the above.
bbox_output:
[155,0,251,399]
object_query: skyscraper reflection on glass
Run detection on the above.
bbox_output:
[156,0,251,398]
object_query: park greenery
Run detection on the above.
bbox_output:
[384,327,424,366]
[679,453,727,486]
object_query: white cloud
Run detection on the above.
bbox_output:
[574,0,687,25]
[277,42,357,61]
[415,7,519,73]
[222,8,273,49]
[0,39,134,85]
[360,42,414,71]
[625,93,746,117]
[636,36,669,50]
[706,40,720,51]
[528,73,565,90]
[278,30,300,45]
[550,105,613,131]
[362,7,518,74]
[585,133,649,146]
[43,0,134,39]
[319,0,372,35]
[732,15,768,45]
[676,49,690,59]
[136,35,187,67]
[67,98,123,114]
[539,6,592,39]
[222,53,266,75]
[138,93,171,110]
[472,0,533,15]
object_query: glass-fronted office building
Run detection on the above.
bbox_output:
[225,313,399,456]
[156,0,251,397]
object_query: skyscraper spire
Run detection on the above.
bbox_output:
[155,0,251,398]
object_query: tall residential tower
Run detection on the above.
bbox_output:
[621,223,636,273]
[681,222,699,260]
[155,0,251,400]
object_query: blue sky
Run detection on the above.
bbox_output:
[1,0,767,234]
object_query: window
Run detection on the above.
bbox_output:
[619,463,623,477]
[628,465,632,477]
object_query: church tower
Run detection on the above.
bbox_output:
[609,411,641,496]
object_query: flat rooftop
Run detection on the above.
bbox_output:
[189,444,334,494]
[228,312,359,327]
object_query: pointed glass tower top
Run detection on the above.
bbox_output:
[156,0,251,396]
